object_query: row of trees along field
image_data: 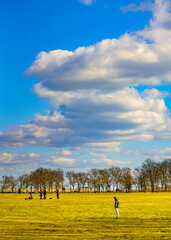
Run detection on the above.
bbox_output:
[0,159,171,193]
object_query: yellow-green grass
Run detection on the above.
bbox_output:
[0,192,170,239]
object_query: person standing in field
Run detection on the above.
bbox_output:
[39,189,42,199]
[57,189,59,199]
[114,196,119,218]
[43,189,46,199]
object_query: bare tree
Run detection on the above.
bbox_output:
[46,169,55,193]
[0,176,9,192]
[134,167,148,192]
[109,167,122,192]
[142,159,157,192]
[74,172,85,192]
[160,159,171,191]
[0,180,2,192]
[6,175,17,192]
[1,158,171,194]
[22,174,31,192]
[30,168,48,192]
[86,172,92,192]
[167,159,171,188]
[155,163,161,192]
[89,169,101,192]
[99,169,111,192]
[121,168,133,192]
[17,175,25,192]
[53,169,64,191]
[79,172,88,192]
[65,171,76,191]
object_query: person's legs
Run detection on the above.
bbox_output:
[115,208,119,218]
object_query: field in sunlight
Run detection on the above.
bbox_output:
[0,192,170,239]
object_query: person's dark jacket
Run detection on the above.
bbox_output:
[114,197,119,208]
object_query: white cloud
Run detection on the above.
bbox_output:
[117,146,171,161]
[0,150,132,176]
[28,153,40,158]
[150,0,171,29]
[138,0,171,43]
[1,0,171,152]
[143,147,171,160]
[78,0,95,5]
[85,142,121,152]
[89,152,131,165]
[26,34,166,92]
[120,1,154,13]
[60,150,72,156]
[50,157,75,165]
[0,153,31,165]
[0,87,170,148]
[0,152,75,168]
[26,24,171,93]
[28,111,68,128]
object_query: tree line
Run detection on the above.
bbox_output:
[0,159,170,193]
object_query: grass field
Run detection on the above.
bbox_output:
[0,192,170,239]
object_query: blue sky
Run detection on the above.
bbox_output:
[0,0,171,177]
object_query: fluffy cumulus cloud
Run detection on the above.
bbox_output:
[26,2,171,91]
[1,0,171,151]
[88,153,131,165]
[0,151,130,174]
[0,153,40,166]
[113,147,171,161]
[0,87,170,148]
[139,0,171,42]
[150,0,171,29]
[120,1,154,13]
[48,157,75,165]
[85,142,121,152]
[0,151,75,168]
[143,148,171,160]
[26,34,168,91]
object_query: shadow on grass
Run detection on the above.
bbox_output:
[0,217,170,240]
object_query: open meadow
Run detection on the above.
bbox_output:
[0,192,170,239]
